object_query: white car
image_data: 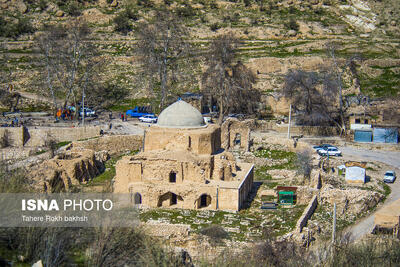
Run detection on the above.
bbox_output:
[318,147,342,157]
[139,114,157,123]
[384,171,396,183]
[79,108,96,117]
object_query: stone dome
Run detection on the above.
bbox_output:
[157,100,205,128]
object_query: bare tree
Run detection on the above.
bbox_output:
[296,149,313,183]
[134,9,191,110]
[202,33,258,124]
[326,42,364,135]
[282,69,339,127]
[35,20,104,114]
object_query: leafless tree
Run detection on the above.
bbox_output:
[202,33,258,124]
[282,69,339,127]
[296,149,313,183]
[35,20,104,113]
[134,9,191,110]
[326,42,364,135]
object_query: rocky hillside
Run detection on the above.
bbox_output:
[0,0,399,115]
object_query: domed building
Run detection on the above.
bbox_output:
[114,100,254,211]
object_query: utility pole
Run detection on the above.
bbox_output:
[82,88,85,128]
[332,202,336,244]
[287,104,292,139]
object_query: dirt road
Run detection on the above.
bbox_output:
[339,146,400,241]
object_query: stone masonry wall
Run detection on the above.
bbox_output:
[296,195,318,233]
[0,126,102,147]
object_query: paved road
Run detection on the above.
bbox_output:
[339,146,400,241]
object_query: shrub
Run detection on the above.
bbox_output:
[0,16,35,38]
[39,0,47,10]
[210,22,221,32]
[124,4,139,20]
[209,1,218,9]
[199,225,228,245]
[0,129,10,148]
[296,150,313,182]
[285,18,299,31]
[66,1,82,17]
[114,13,133,34]
[176,4,196,18]
[137,0,154,8]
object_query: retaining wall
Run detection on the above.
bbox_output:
[0,126,102,147]
[72,135,143,155]
[296,195,318,233]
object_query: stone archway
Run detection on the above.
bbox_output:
[134,192,142,205]
[157,192,183,207]
[197,194,211,209]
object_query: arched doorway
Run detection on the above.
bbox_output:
[134,193,142,205]
[198,194,211,208]
[157,192,183,207]
[234,133,241,146]
[169,171,177,183]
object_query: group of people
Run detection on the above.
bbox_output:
[56,107,74,121]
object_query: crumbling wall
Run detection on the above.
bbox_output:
[24,126,102,147]
[221,118,255,152]
[29,148,108,192]
[0,126,102,147]
[273,125,340,137]
[71,135,143,155]
[0,127,24,147]
[296,195,318,233]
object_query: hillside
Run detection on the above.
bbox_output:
[0,0,399,116]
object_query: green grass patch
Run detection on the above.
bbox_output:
[55,141,71,149]
[360,69,400,97]
[254,149,297,171]
[87,150,138,186]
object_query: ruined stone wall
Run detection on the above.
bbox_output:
[28,148,106,192]
[71,135,143,155]
[273,125,340,137]
[24,126,102,147]
[296,195,318,233]
[0,126,102,147]
[221,118,255,152]
[0,127,24,147]
[0,147,39,161]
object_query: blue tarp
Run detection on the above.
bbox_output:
[354,130,372,143]
[373,128,398,143]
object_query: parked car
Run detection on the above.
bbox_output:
[313,144,336,152]
[139,114,157,123]
[79,108,96,117]
[126,106,153,118]
[318,147,342,157]
[384,171,396,183]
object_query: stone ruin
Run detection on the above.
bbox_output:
[29,147,109,192]
[114,100,254,211]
